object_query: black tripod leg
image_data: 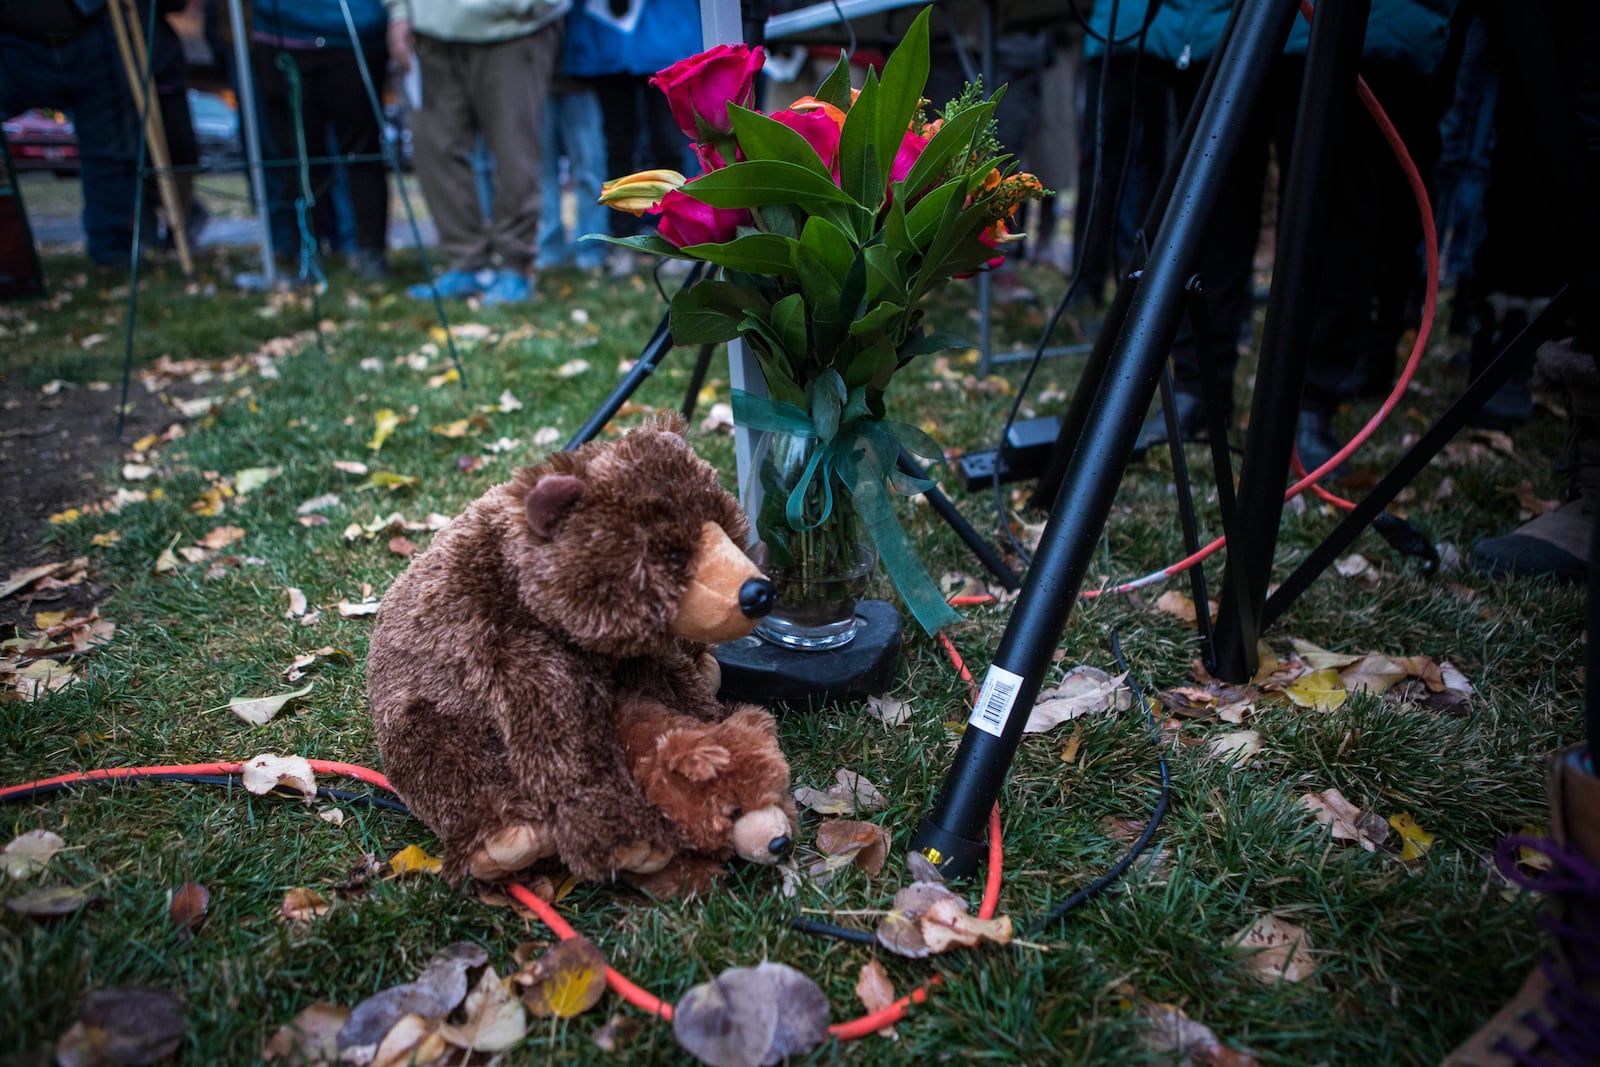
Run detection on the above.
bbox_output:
[1210,0,1371,683]
[898,450,1022,592]
[564,315,673,451]
[1262,288,1572,628]
[912,0,1301,879]
[680,343,717,422]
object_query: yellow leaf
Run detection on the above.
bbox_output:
[431,419,471,438]
[91,531,122,547]
[1284,668,1347,711]
[368,409,401,452]
[518,937,608,1018]
[132,433,159,451]
[34,611,67,629]
[49,509,82,525]
[357,471,420,493]
[427,368,460,388]
[1389,813,1436,861]
[1060,723,1084,764]
[387,844,443,877]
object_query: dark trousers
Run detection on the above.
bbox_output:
[0,13,140,266]
[594,74,691,238]
[251,43,389,255]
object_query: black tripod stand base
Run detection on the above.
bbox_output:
[713,599,902,711]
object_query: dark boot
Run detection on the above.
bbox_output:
[1441,745,1600,1065]
[1472,337,1600,581]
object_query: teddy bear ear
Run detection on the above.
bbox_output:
[524,474,586,539]
[725,706,779,738]
[656,730,732,782]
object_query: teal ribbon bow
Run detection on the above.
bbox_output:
[733,389,960,637]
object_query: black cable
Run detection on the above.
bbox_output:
[827,0,857,61]
[990,0,1148,565]
[1065,0,1164,48]
[788,915,878,944]
[0,772,414,815]
[1030,627,1171,933]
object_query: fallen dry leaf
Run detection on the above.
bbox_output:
[1155,590,1216,624]
[1023,667,1129,733]
[198,525,246,551]
[866,694,912,728]
[794,768,887,815]
[386,844,443,878]
[1339,654,1411,696]
[877,881,1012,958]
[230,683,314,726]
[169,881,210,935]
[854,959,897,1037]
[1389,812,1436,861]
[1132,996,1258,1067]
[673,962,829,1067]
[2,828,65,879]
[591,1013,640,1053]
[813,819,890,879]
[516,937,608,1019]
[285,587,309,618]
[367,409,401,452]
[1283,669,1347,712]
[1300,788,1390,852]
[262,1002,349,1065]
[337,599,381,618]
[281,888,330,923]
[337,943,488,1065]
[55,987,186,1067]
[5,884,99,918]
[241,753,318,802]
[439,967,526,1051]
[284,648,347,683]
[333,459,369,475]
[1206,730,1262,764]
[1230,915,1315,983]
[370,1014,445,1067]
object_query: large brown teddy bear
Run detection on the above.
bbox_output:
[367,419,776,884]
[615,697,798,896]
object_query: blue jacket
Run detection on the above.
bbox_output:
[562,0,703,78]
[252,0,388,49]
[1085,0,1456,77]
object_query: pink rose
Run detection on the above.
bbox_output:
[954,225,1007,279]
[693,141,728,174]
[655,188,751,247]
[770,108,843,179]
[651,44,766,141]
[889,129,929,185]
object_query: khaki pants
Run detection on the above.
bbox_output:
[412,26,560,274]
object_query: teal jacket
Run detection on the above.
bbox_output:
[1084,0,1457,77]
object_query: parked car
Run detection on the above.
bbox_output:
[3,110,78,177]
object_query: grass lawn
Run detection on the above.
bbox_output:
[0,247,1584,1064]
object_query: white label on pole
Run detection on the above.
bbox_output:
[967,665,1026,737]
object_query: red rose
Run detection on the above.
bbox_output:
[889,129,929,185]
[693,141,728,174]
[655,188,751,247]
[770,108,843,179]
[651,44,766,141]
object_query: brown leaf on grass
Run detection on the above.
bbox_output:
[855,959,897,1037]
[169,881,210,935]
[280,888,330,923]
[285,587,309,618]
[1229,915,1315,983]
[1300,788,1390,852]
[241,753,317,801]
[369,1015,445,1067]
[1060,723,1085,764]
[55,987,186,1067]
[1132,997,1258,1067]
[1205,730,1262,765]
[262,1002,349,1065]
[198,525,246,550]
[231,684,314,726]
[1388,679,1473,715]
[1023,667,1129,733]
[515,937,608,1019]
[1,559,86,600]
[387,536,415,558]
[1155,590,1217,624]
[283,647,348,683]
[866,694,912,727]
[592,1013,641,1053]
[2,829,65,879]
[337,943,487,1063]
[877,882,1012,958]
[672,962,829,1067]
[1516,479,1563,519]
[919,896,1014,953]
[439,967,526,1051]
[812,819,891,880]
[5,884,100,918]
[794,768,887,815]
[336,599,381,618]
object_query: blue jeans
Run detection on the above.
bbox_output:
[538,86,608,271]
[1434,19,1497,286]
[0,15,141,266]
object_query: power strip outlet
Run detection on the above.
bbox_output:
[957,416,1062,492]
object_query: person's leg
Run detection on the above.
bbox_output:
[471,24,560,298]
[565,86,610,272]
[61,16,141,266]
[319,46,390,273]
[536,87,568,272]
[411,34,492,280]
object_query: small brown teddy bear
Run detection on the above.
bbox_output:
[616,696,798,896]
[367,418,776,884]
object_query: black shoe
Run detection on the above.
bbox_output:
[1132,390,1208,460]
[1296,409,1346,481]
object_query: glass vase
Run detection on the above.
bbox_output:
[749,430,877,651]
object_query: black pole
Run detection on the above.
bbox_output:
[1209,0,1370,682]
[1028,0,1245,512]
[898,450,1022,592]
[680,343,718,422]
[564,314,675,450]
[912,0,1300,879]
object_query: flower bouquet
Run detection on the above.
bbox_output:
[596,7,1047,647]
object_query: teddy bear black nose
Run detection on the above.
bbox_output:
[768,834,792,857]
[739,577,776,618]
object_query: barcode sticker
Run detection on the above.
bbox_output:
[967,666,1026,737]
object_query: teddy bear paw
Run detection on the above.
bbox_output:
[612,839,675,875]
[466,822,556,881]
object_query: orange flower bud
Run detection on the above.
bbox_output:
[788,95,848,129]
[598,169,687,216]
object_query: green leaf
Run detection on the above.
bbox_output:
[897,328,971,362]
[843,336,897,392]
[848,301,904,339]
[883,197,915,256]
[842,384,873,422]
[864,244,908,304]
[808,368,846,442]
[739,313,795,372]
[584,232,688,259]
[669,281,767,344]
[814,51,855,111]
[838,72,883,209]
[680,232,799,277]
[771,293,808,365]
[728,105,833,178]
[798,215,856,287]
[904,180,964,249]
[898,99,996,203]
[681,160,856,210]
[874,7,932,182]
[753,350,808,408]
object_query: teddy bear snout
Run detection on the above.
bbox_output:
[730,805,794,863]
[739,577,775,618]
[669,521,771,643]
